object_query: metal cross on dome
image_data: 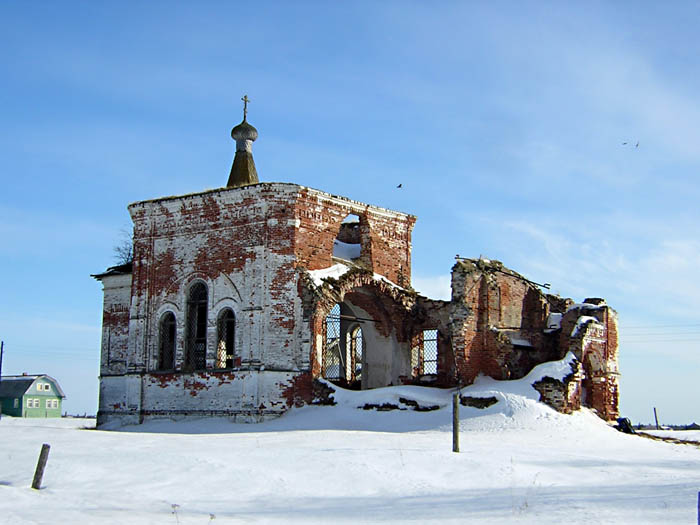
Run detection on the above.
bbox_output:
[242,95,250,120]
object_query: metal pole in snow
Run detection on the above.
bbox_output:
[452,393,460,453]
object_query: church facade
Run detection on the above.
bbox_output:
[93,104,620,427]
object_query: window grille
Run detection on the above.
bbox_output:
[411,329,439,375]
[322,304,342,380]
[186,283,208,370]
[159,312,176,370]
[348,325,363,383]
[217,309,236,368]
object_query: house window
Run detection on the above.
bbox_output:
[37,384,43,391]
[45,399,51,408]
[43,383,50,392]
[186,282,208,370]
[14,399,18,408]
[158,312,176,370]
[27,398,32,408]
[54,400,59,408]
[216,308,236,368]
[34,399,40,408]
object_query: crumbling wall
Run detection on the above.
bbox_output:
[446,259,620,421]
[449,258,555,383]
[532,359,583,414]
[564,300,619,420]
[295,187,415,287]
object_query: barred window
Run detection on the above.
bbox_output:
[216,308,236,368]
[186,282,208,370]
[411,329,439,375]
[159,312,176,370]
[347,325,363,383]
[322,304,342,380]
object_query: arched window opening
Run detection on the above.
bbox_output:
[333,214,362,262]
[411,329,438,376]
[158,312,176,370]
[322,304,342,381]
[216,309,236,369]
[186,282,208,370]
[347,325,364,385]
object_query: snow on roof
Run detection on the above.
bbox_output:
[509,335,533,347]
[372,272,405,291]
[488,328,533,347]
[307,263,351,287]
[566,302,605,313]
[571,316,603,337]
[544,312,563,333]
[306,263,407,292]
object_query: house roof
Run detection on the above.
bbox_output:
[91,261,133,280]
[0,375,66,398]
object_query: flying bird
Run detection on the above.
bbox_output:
[396,183,402,188]
[635,141,639,148]
[622,142,628,145]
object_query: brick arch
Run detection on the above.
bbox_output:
[310,271,415,330]
[305,270,417,382]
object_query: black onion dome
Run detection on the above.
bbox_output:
[231,119,258,141]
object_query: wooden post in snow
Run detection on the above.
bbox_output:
[653,407,660,430]
[452,393,460,453]
[31,444,50,490]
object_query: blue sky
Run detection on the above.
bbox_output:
[1,2,699,423]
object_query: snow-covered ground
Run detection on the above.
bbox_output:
[641,429,700,442]
[2,365,700,524]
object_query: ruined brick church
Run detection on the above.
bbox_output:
[94,101,620,427]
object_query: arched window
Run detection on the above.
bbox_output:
[347,324,364,384]
[216,308,236,368]
[186,282,208,370]
[158,312,176,370]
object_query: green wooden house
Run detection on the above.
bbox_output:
[0,374,65,417]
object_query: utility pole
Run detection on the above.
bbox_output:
[0,341,4,420]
